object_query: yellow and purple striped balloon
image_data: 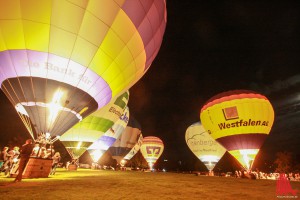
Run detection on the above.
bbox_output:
[0,0,167,137]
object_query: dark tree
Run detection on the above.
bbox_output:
[126,151,148,169]
[274,151,293,173]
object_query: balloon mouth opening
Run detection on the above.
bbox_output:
[89,149,104,163]
[239,149,259,170]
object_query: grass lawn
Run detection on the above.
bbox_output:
[0,168,299,200]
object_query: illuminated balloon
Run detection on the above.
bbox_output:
[140,136,164,170]
[123,133,143,161]
[59,91,129,159]
[0,0,167,138]
[88,106,129,162]
[200,90,275,170]
[185,122,226,171]
[109,116,142,165]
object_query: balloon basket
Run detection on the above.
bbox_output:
[68,164,77,171]
[10,157,52,178]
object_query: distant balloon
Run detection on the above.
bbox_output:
[109,116,142,165]
[185,122,226,171]
[0,0,167,138]
[59,91,129,159]
[200,90,275,170]
[88,107,129,162]
[140,136,164,170]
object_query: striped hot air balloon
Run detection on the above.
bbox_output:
[123,133,143,162]
[87,106,129,162]
[140,136,164,170]
[200,90,275,170]
[109,116,142,165]
[59,91,129,160]
[0,0,167,138]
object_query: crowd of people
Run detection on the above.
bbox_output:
[233,170,300,181]
[0,138,61,181]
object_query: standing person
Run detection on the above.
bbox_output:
[0,147,9,173]
[14,139,34,182]
[50,152,61,175]
[45,145,55,159]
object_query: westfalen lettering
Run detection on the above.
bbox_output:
[218,119,269,130]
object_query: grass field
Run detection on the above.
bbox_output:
[0,168,299,200]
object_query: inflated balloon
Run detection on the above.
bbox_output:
[59,91,129,159]
[200,90,275,170]
[140,136,164,170]
[185,122,226,171]
[0,0,167,138]
[88,106,129,162]
[109,116,142,165]
[123,133,143,161]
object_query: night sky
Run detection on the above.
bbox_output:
[1,1,300,171]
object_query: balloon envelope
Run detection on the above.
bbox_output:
[140,136,164,169]
[0,0,167,138]
[185,122,226,171]
[200,90,275,170]
[59,91,129,159]
[109,116,142,164]
[123,133,143,161]
[88,106,129,162]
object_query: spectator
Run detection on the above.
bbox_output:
[0,147,9,173]
[50,152,61,175]
[14,139,34,182]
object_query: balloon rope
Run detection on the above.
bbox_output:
[16,112,34,139]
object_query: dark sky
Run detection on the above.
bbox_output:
[127,1,300,169]
[1,1,300,170]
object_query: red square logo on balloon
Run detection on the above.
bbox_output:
[223,106,239,120]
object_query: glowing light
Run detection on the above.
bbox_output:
[120,159,126,167]
[148,162,154,170]
[200,155,220,162]
[240,149,259,170]
[79,107,88,115]
[45,132,51,139]
[90,150,104,162]
[48,91,64,127]
[76,141,82,150]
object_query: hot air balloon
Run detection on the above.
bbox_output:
[200,90,275,170]
[59,91,129,160]
[109,116,142,166]
[88,106,129,163]
[140,136,164,170]
[185,122,226,172]
[123,133,143,162]
[0,0,167,139]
